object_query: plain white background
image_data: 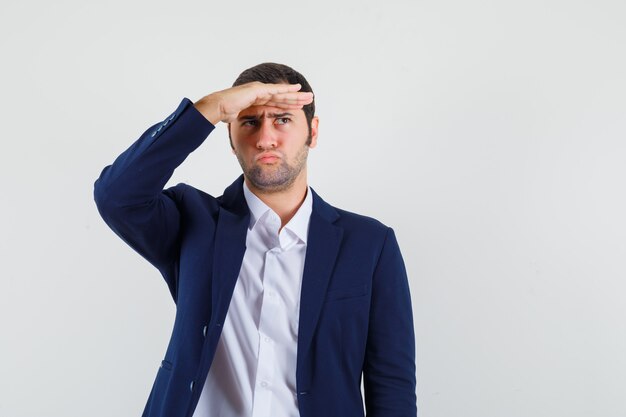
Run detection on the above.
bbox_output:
[1,0,625,416]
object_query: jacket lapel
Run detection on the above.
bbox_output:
[211,175,250,318]
[296,187,343,365]
[210,175,344,364]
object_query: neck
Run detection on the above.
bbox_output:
[245,169,309,231]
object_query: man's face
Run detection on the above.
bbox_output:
[229,103,318,193]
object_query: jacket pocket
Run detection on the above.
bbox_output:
[325,283,368,301]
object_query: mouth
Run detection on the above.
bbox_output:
[256,153,281,163]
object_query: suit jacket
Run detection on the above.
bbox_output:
[93,97,417,417]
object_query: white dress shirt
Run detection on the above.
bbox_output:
[192,180,313,417]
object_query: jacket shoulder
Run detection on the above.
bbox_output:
[333,205,391,237]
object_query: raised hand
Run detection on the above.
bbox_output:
[193,81,314,125]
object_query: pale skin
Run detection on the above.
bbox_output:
[193,81,319,232]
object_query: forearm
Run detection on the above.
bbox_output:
[92,97,215,278]
[193,95,222,125]
[93,97,215,208]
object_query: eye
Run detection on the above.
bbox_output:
[276,117,291,125]
[241,120,257,127]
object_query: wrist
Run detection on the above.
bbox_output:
[193,95,222,125]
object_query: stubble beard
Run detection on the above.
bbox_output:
[236,142,310,193]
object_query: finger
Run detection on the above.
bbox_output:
[264,99,311,108]
[263,97,311,106]
[266,93,313,105]
[264,102,306,109]
[271,91,313,100]
[263,83,302,94]
[254,94,312,109]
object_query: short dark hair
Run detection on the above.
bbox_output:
[228,62,315,148]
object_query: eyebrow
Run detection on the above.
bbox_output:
[237,112,294,121]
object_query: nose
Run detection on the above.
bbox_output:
[255,119,277,149]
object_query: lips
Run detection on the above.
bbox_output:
[256,152,281,162]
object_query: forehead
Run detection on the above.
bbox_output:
[237,105,304,119]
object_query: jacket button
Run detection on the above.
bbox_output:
[190,380,195,391]
[202,325,207,337]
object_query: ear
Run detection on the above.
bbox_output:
[309,116,319,149]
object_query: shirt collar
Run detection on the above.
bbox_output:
[242,179,312,244]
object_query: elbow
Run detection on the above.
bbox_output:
[93,170,118,219]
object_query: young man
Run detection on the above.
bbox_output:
[93,63,417,417]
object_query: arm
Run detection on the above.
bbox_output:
[93,83,314,301]
[363,227,417,417]
[93,98,215,301]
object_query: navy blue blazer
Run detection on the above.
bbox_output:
[93,97,417,417]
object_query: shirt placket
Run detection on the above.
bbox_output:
[251,213,284,417]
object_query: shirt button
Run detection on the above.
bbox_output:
[264,336,271,343]
[202,325,207,337]
[260,381,268,387]
[190,380,195,391]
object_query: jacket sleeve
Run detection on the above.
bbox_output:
[93,97,215,302]
[363,227,418,417]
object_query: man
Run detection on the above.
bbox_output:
[93,62,417,417]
